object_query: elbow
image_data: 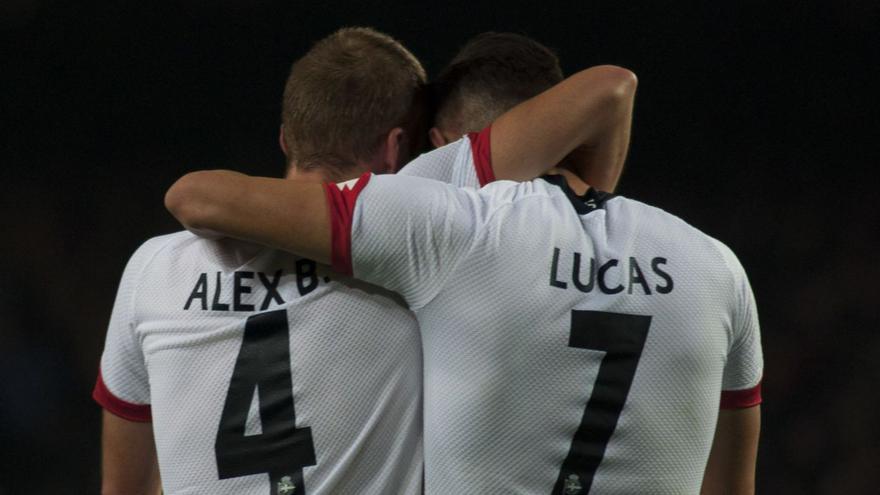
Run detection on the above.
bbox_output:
[164,171,221,232]
[595,65,638,102]
[573,65,638,106]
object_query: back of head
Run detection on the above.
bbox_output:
[281,27,427,180]
[432,32,563,136]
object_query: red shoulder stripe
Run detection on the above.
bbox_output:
[323,172,372,276]
[720,381,762,409]
[466,125,495,186]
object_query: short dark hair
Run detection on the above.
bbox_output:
[431,32,564,134]
[281,27,427,177]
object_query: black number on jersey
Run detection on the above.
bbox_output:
[215,309,317,495]
[553,310,651,495]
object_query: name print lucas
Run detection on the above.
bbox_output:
[184,258,326,311]
[550,247,674,295]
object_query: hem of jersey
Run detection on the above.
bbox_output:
[720,380,762,409]
[93,371,152,422]
[324,172,372,276]
[466,125,495,186]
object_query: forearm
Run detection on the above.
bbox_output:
[490,65,637,183]
[701,406,760,494]
[561,85,634,192]
[165,170,331,263]
[101,411,161,495]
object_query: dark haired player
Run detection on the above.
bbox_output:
[402,32,630,195]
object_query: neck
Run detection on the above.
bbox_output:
[285,161,374,183]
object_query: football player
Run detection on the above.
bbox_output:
[94,28,427,495]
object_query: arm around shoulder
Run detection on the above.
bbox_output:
[490,65,637,187]
[165,170,331,264]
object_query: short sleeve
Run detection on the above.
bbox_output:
[398,125,495,188]
[720,260,764,409]
[92,239,164,422]
[324,173,481,309]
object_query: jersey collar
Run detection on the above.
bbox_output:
[539,174,614,215]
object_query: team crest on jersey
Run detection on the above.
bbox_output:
[277,475,296,495]
[563,473,583,494]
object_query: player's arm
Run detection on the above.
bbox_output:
[101,411,161,495]
[701,406,760,495]
[166,170,332,264]
[701,243,764,494]
[94,238,165,495]
[490,65,637,190]
[168,172,476,305]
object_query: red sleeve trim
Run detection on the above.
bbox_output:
[466,125,496,187]
[323,172,372,276]
[92,370,152,422]
[721,381,762,409]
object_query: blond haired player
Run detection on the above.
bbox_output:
[94,28,426,495]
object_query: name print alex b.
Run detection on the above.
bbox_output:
[183,259,326,311]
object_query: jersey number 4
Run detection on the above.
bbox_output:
[215,309,317,495]
[553,310,651,495]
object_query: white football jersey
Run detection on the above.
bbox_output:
[94,232,423,495]
[398,127,491,189]
[324,128,762,494]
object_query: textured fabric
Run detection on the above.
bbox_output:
[344,173,763,495]
[96,232,423,495]
[398,133,482,188]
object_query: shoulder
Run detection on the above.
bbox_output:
[126,230,276,276]
[398,138,469,180]
[124,231,196,274]
[609,195,749,286]
[475,177,581,212]
[608,194,722,244]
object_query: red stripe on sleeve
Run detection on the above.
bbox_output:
[323,172,372,276]
[92,370,152,422]
[720,381,762,409]
[466,125,496,186]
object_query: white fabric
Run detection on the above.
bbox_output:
[349,170,763,494]
[398,136,481,188]
[98,232,423,495]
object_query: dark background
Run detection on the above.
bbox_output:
[2,1,877,492]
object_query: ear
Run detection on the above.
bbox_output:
[278,125,289,157]
[429,127,448,148]
[379,127,405,174]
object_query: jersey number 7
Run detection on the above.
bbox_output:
[553,310,651,495]
[215,309,317,495]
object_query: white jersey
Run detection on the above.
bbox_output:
[94,232,422,495]
[324,128,762,494]
[398,127,490,189]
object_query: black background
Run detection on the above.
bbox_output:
[2,1,878,492]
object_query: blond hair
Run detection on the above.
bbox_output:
[281,27,427,177]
